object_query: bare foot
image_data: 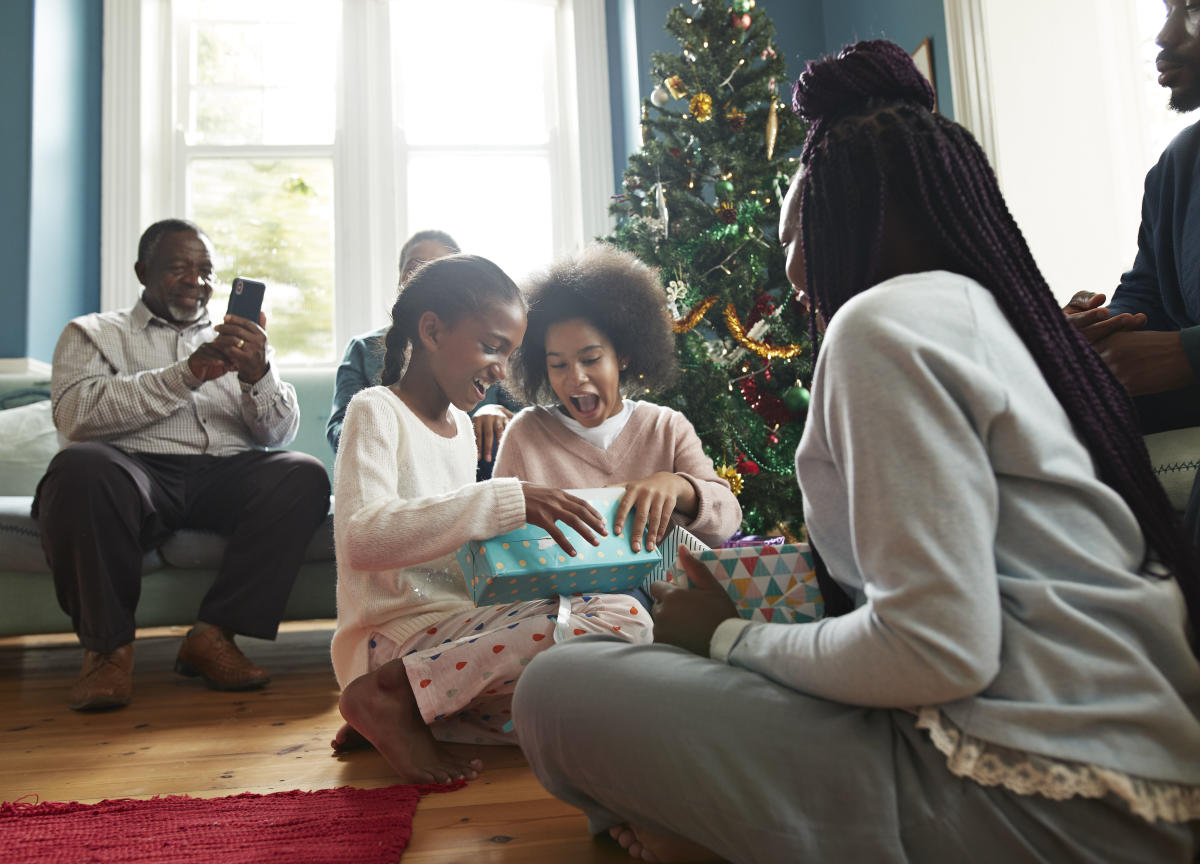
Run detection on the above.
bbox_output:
[330,722,370,753]
[338,659,483,784]
[607,824,722,863]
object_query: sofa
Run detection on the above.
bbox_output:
[0,369,338,637]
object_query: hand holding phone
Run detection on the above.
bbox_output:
[214,277,269,384]
[226,277,266,322]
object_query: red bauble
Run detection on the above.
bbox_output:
[736,13,752,29]
[746,292,777,328]
[737,456,760,476]
[767,432,780,445]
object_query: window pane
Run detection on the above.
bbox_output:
[406,152,553,284]
[187,158,336,364]
[392,0,555,145]
[186,1,338,145]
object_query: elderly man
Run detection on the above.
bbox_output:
[33,218,330,711]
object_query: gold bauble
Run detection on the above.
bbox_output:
[689,92,714,122]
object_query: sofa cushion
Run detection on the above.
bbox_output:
[0,399,58,497]
[157,510,334,568]
[1145,427,1200,511]
[0,496,164,574]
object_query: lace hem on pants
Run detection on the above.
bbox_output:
[915,707,1200,823]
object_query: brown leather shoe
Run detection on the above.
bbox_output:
[174,626,270,691]
[68,644,134,711]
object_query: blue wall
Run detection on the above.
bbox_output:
[0,0,100,364]
[0,1,35,361]
[820,0,953,119]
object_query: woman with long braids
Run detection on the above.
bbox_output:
[512,40,1200,863]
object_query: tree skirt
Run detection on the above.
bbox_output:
[0,782,464,863]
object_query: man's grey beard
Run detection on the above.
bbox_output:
[167,300,207,323]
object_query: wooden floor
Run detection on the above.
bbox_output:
[0,622,628,863]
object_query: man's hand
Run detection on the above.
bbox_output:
[1062,291,1147,344]
[188,343,234,382]
[214,311,270,384]
[473,405,513,461]
[648,547,738,656]
[612,472,696,553]
[1092,329,1194,396]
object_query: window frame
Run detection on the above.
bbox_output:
[101,0,613,366]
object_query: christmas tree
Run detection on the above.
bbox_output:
[607,1,812,537]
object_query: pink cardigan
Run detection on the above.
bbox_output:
[493,401,742,547]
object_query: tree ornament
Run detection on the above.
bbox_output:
[689,92,714,122]
[736,455,760,476]
[732,0,753,12]
[765,97,779,160]
[767,431,780,445]
[717,464,744,496]
[734,13,752,29]
[655,181,670,238]
[782,384,811,413]
[715,178,735,199]
[650,84,671,108]
[716,201,738,225]
[672,295,720,333]
[725,107,747,131]
[665,75,688,99]
[725,303,805,359]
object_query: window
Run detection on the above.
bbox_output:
[102,0,612,365]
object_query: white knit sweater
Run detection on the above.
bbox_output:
[330,386,526,688]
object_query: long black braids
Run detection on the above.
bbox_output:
[792,40,1199,653]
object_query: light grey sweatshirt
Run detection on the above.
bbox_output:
[718,271,1200,785]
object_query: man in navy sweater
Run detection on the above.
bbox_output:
[1067,0,1200,434]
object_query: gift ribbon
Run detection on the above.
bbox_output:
[553,593,573,644]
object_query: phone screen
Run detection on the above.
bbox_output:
[226,277,266,322]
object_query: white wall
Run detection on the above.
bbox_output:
[980,0,1148,305]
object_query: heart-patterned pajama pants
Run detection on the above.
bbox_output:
[367,593,652,745]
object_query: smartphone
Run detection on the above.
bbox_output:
[226,277,266,323]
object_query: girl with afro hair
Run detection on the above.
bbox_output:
[494,244,741,607]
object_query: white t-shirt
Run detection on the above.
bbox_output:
[550,398,636,450]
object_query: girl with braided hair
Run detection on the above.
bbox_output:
[512,40,1199,863]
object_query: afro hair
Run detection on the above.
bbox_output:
[514,244,678,403]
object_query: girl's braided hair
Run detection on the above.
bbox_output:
[381,254,522,387]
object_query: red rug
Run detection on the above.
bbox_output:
[0,782,464,863]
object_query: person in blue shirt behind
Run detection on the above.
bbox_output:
[1064,0,1200,434]
[326,229,521,478]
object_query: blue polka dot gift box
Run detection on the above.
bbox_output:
[672,543,824,623]
[455,488,704,606]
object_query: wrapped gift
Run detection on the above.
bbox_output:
[673,543,823,623]
[455,488,703,606]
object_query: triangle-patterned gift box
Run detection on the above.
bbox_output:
[673,543,823,623]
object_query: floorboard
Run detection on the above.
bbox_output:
[0,623,627,862]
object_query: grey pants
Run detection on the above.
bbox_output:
[513,637,1198,864]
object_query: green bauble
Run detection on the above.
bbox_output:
[732,0,753,13]
[715,179,735,199]
[783,385,810,413]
